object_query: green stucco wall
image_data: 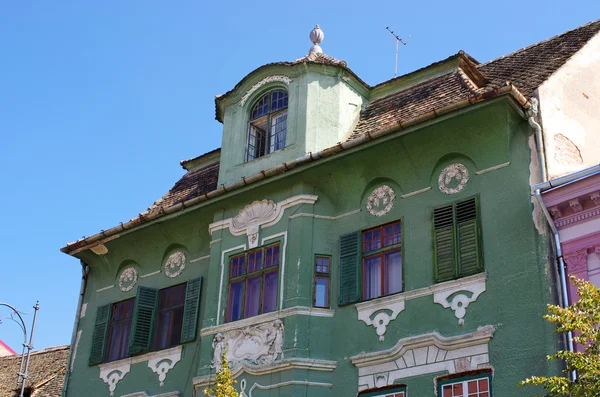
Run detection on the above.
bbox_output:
[64,98,559,397]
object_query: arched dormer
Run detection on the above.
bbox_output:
[215,26,370,186]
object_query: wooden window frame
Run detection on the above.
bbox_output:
[361,220,403,301]
[105,298,135,362]
[358,385,407,397]
[226,243,281,322]
[437,371,492,397]
[246,90,288,162]
[152,283,187,351]
[314,256,331,308]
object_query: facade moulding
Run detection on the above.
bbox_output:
[62,87,529,257]
[350,325,495,391]
[239,75,293,106]
[237,378,333,397]
[200,306,334,337]
[288,208,361,220]
[475,161,511,175]
[98,346,182,396]
[96,285,114,293]
[562,230,600,254]
[208,194,318,248]
[141,270,161,278]
[400,187,431,199]
[189,254,211,263]
[356,273,487,339]
[193,358,337,390]
[555,206,600,229]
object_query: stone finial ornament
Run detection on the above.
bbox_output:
[309,25,324,54]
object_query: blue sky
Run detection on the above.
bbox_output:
[0,1,598,352]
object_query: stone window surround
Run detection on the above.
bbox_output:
[98,345,182,396]
[562,230,600,303]
[350,325,495,391]
[356,273,487,340]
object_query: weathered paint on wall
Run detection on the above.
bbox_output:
[538,32,600,179]
[64,97,560,397]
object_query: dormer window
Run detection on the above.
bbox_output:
[246,90,288,161]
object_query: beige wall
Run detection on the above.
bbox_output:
[538,32,600,179]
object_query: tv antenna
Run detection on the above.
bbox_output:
[386,26,407,78]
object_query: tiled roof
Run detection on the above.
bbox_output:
[62,19,600,255]
[145,162,220,217]
[0,345,69,397]
[348,19,600,142]
[479,19,600,97]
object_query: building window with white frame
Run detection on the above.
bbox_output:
[246,90,288,161]
[357,385,407,397]
[437,371,492,397]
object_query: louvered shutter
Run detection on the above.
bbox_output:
[180,277,203,343]
[456,198,481,277]
[129,286,158,355]
[433,205,456,282]
[339,231,361,305]
[89,304,111,365]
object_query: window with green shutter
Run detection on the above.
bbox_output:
[339,231,361,305]
[88,303,112,366]
[433,197,482,283]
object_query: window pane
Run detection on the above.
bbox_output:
[248,250,263,273]
[106,299,134,362]
[372,229,382,250]
[262,271,278,313]
[244,276,261,318]
[384,222,401,247]
[384,249,402,295]
[468,380,477,393]
[453,383,463,395]
[442,385,453,397]
[364,256,382,299]
[153,284,186,350]
[270,111,287,152]
[315,277,329,308]
[230,255,246,278]
[227,281,244,322]
[316,257,330,274]
[478,379,488,391]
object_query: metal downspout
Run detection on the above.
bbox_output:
[534,189,576,381]
[62,261,89,397]
[527,98,548,182]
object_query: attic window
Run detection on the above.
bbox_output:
[246,90,288,161]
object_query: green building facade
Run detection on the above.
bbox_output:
[61,23,600,397]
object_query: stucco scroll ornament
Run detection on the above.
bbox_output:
[240,75,292,107]
[366,185,396,217]
[147,346,182,387]
[433,276,486,325]
[356,295,405,341]
[164,251,186,278]
[211,320,284,372]
[438,163,469,195]
[118,267,138,292]
[99,362,131,396]
[232,200,278,249]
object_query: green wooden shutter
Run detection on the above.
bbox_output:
[128,286,158,355]
[433,205,456,282]
[339,231,361,305]
[89,304,111,366]
[180,277,203,343]
[456,198,482,276]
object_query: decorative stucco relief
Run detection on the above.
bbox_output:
[564,249,589,273]
[236,378,333,397]
[356,294,405,342]
[164,251,186,278]
[433,275,486,325]
[351,326,495,391]
[98,346,182,395]
[147,346,182,386]
[438,163,469,195]
[208,195,318,249]
[212,320,284,372]
[366,185,396,217]
[118,267,138,292]
[355,273,487,339]
[240,75,292,106]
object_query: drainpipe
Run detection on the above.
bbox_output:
[62,261,89,397]
[534,189,575,381]
[527,98,548,182]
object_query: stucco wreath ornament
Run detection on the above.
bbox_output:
[366,185,396,217]
[164,251,186,278]
[118,267,138,292]
[438,163,469,195]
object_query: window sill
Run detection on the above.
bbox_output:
[200,306,334,337]
[355,273,487,341]
[98,345,182,396]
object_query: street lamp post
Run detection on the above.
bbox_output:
[0,302,40,397]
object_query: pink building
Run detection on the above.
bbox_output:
[535,165,600,304]
[0,340,16,357]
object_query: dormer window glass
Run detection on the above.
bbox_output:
[246,90,288,161]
